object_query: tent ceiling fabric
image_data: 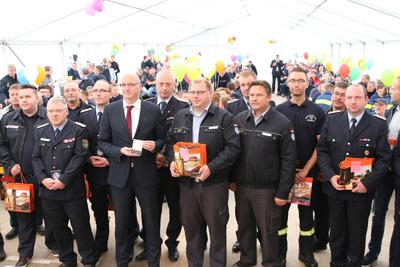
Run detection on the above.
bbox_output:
[1,0,400,45]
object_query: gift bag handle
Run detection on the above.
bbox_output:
[12,172,27,184]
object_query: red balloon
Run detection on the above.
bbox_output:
[304,52,309,60]
[339,64,350,78]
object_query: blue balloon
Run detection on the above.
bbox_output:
[17,69,29,84]
[366,59,374,70]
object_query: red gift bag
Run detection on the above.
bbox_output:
[5,174,35,213]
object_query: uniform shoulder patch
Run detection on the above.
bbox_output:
[36,122,49,129]
[373,114,386,120]
[227,99,239,104]
[327,110,343,115]
[80,108,92,114]
[74,121,87,127]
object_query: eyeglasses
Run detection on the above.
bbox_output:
[92,89,110,94]
[188,90,209,95]
[287,79,306,84]
[119,83,139,87]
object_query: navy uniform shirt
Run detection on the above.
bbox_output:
[276,99,325,168]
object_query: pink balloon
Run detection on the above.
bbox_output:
[230,55,237,62]
[92,0,103,12]
[85,5,96,16]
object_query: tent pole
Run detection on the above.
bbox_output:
[3,41,25,67]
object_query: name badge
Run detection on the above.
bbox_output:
[63,138,75,143]
[5,125,18,129]
[40,138,50,142]
[262,132,272,137]
[208,126,219,130]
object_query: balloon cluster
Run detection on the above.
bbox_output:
[111,44,120,56]
[227,36,236,44]
[85,0,103,16]
[18,66,46,85]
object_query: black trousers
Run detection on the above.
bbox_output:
[180,182,229,267]
[88,182,110,251]
[312,179,330,245]
[159,167,181,249]
[328,197,372,267]
[236,187,281,267]
[278,203,315,259]
[111,170,161,267]
[271,73,281,93]
[390,185,400,267]
[42,197,98,266]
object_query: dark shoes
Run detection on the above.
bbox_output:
[58,263,77,267]
[231,261,256,267]
[5,227,18,240]
[168,247,179,261]
[36,225,45,236]
[0,246,6,261]
[362,252,378,265]
[312,240,327,252]
[15,256,31,267]
[232,240,240,253]
[298,253,318,267]
[135,250,147,261]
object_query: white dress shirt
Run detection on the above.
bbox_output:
[123,99,141,139]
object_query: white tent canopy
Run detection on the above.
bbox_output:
[1,0,400,81]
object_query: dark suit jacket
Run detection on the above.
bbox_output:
[386,105,400,188]
[32,120,89,200]
[147,96,189,140]
[98,100,164,188]
[317,111,391,200]
[270,59,284,75]
[79,109,109,185]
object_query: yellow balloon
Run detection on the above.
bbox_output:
[171,59,186,82]
[215,60,225,75]
[35,66,46,85]
[207,67,216,80]
[326,62,332,72]
[185,60,201,81]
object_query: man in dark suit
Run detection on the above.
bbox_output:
[137,70,189,261]
[63,81,92,122]
[317,84,391,267]
[79,80,112,255]
[270,55,284,94]
[32,96,98,267]
[98,73,164,267]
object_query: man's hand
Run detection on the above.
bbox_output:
[330,175,344,191]
[275,197,287,206]
[170,161,181,177]
[120,147,137,157]
[156,153,166,169]
[198,165,211,181]
[351,179,368,193]
[50,179,65,190]
[229,182,237,192]
[295,168,308,183]
[42,178,56,190]
[10,164,21,177]
[142,140,155,152]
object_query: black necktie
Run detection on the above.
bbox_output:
[97,112,103,123]
[350,118,357,136]
[159,101,166,112]
[55,128,61,137]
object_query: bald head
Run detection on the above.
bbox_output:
[119,73,141,103]
[156,70,176,100]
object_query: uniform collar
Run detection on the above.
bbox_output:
[157,95,172,105]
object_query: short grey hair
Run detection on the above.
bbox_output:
[47,96,68,110]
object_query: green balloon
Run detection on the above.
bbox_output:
[349,67,361,81]
[381,70,394,86]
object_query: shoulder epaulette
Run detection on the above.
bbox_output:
[36,122,49,129]
[227,99,239,104]
[328,110,343,115]
[373,114,386,120]
[74,121,87,127]
[80,108,92,114]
